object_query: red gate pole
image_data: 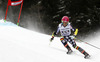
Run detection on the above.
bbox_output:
[17,1,23,26]
[4,1,9,22]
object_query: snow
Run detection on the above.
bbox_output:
[0,19,100,62]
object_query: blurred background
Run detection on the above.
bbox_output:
[0,0,100,37]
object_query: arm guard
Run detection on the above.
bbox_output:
[74,28,78,36]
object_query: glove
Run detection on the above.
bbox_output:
[50,32,55,42]
[50,37,54,42]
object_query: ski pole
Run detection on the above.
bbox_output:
[49,39,52,46]
[75,37,100,50]
[49,41,51,46]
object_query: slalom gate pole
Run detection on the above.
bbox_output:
[4,1,9,22]
[75,37,100,50]
[17,2,23,26]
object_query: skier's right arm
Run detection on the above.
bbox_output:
[50,26,60,42]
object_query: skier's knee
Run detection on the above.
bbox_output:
[60,36,64,41]
[72,44,76,48]
[73,45,80,50]
[60,37,65,44]
[73,45,76,48]
[73,44,78,49]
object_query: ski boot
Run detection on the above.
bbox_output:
[84,53,90,59]
[67,48,73,54]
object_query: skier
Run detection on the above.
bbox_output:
[50,16,90,58]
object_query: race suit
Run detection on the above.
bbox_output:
[52,22,88,55]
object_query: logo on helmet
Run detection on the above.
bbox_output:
[65,19,67,21]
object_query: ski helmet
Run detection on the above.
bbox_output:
[61,16,69,23]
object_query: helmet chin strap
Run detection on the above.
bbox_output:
[62,22,69,24]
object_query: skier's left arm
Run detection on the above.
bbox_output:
[70,25,78,36]
[73,28,78,36]
[70,25,78,39]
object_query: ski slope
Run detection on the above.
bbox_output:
[0,19,100,62]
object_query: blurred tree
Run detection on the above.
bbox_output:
[1,0,100,35]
